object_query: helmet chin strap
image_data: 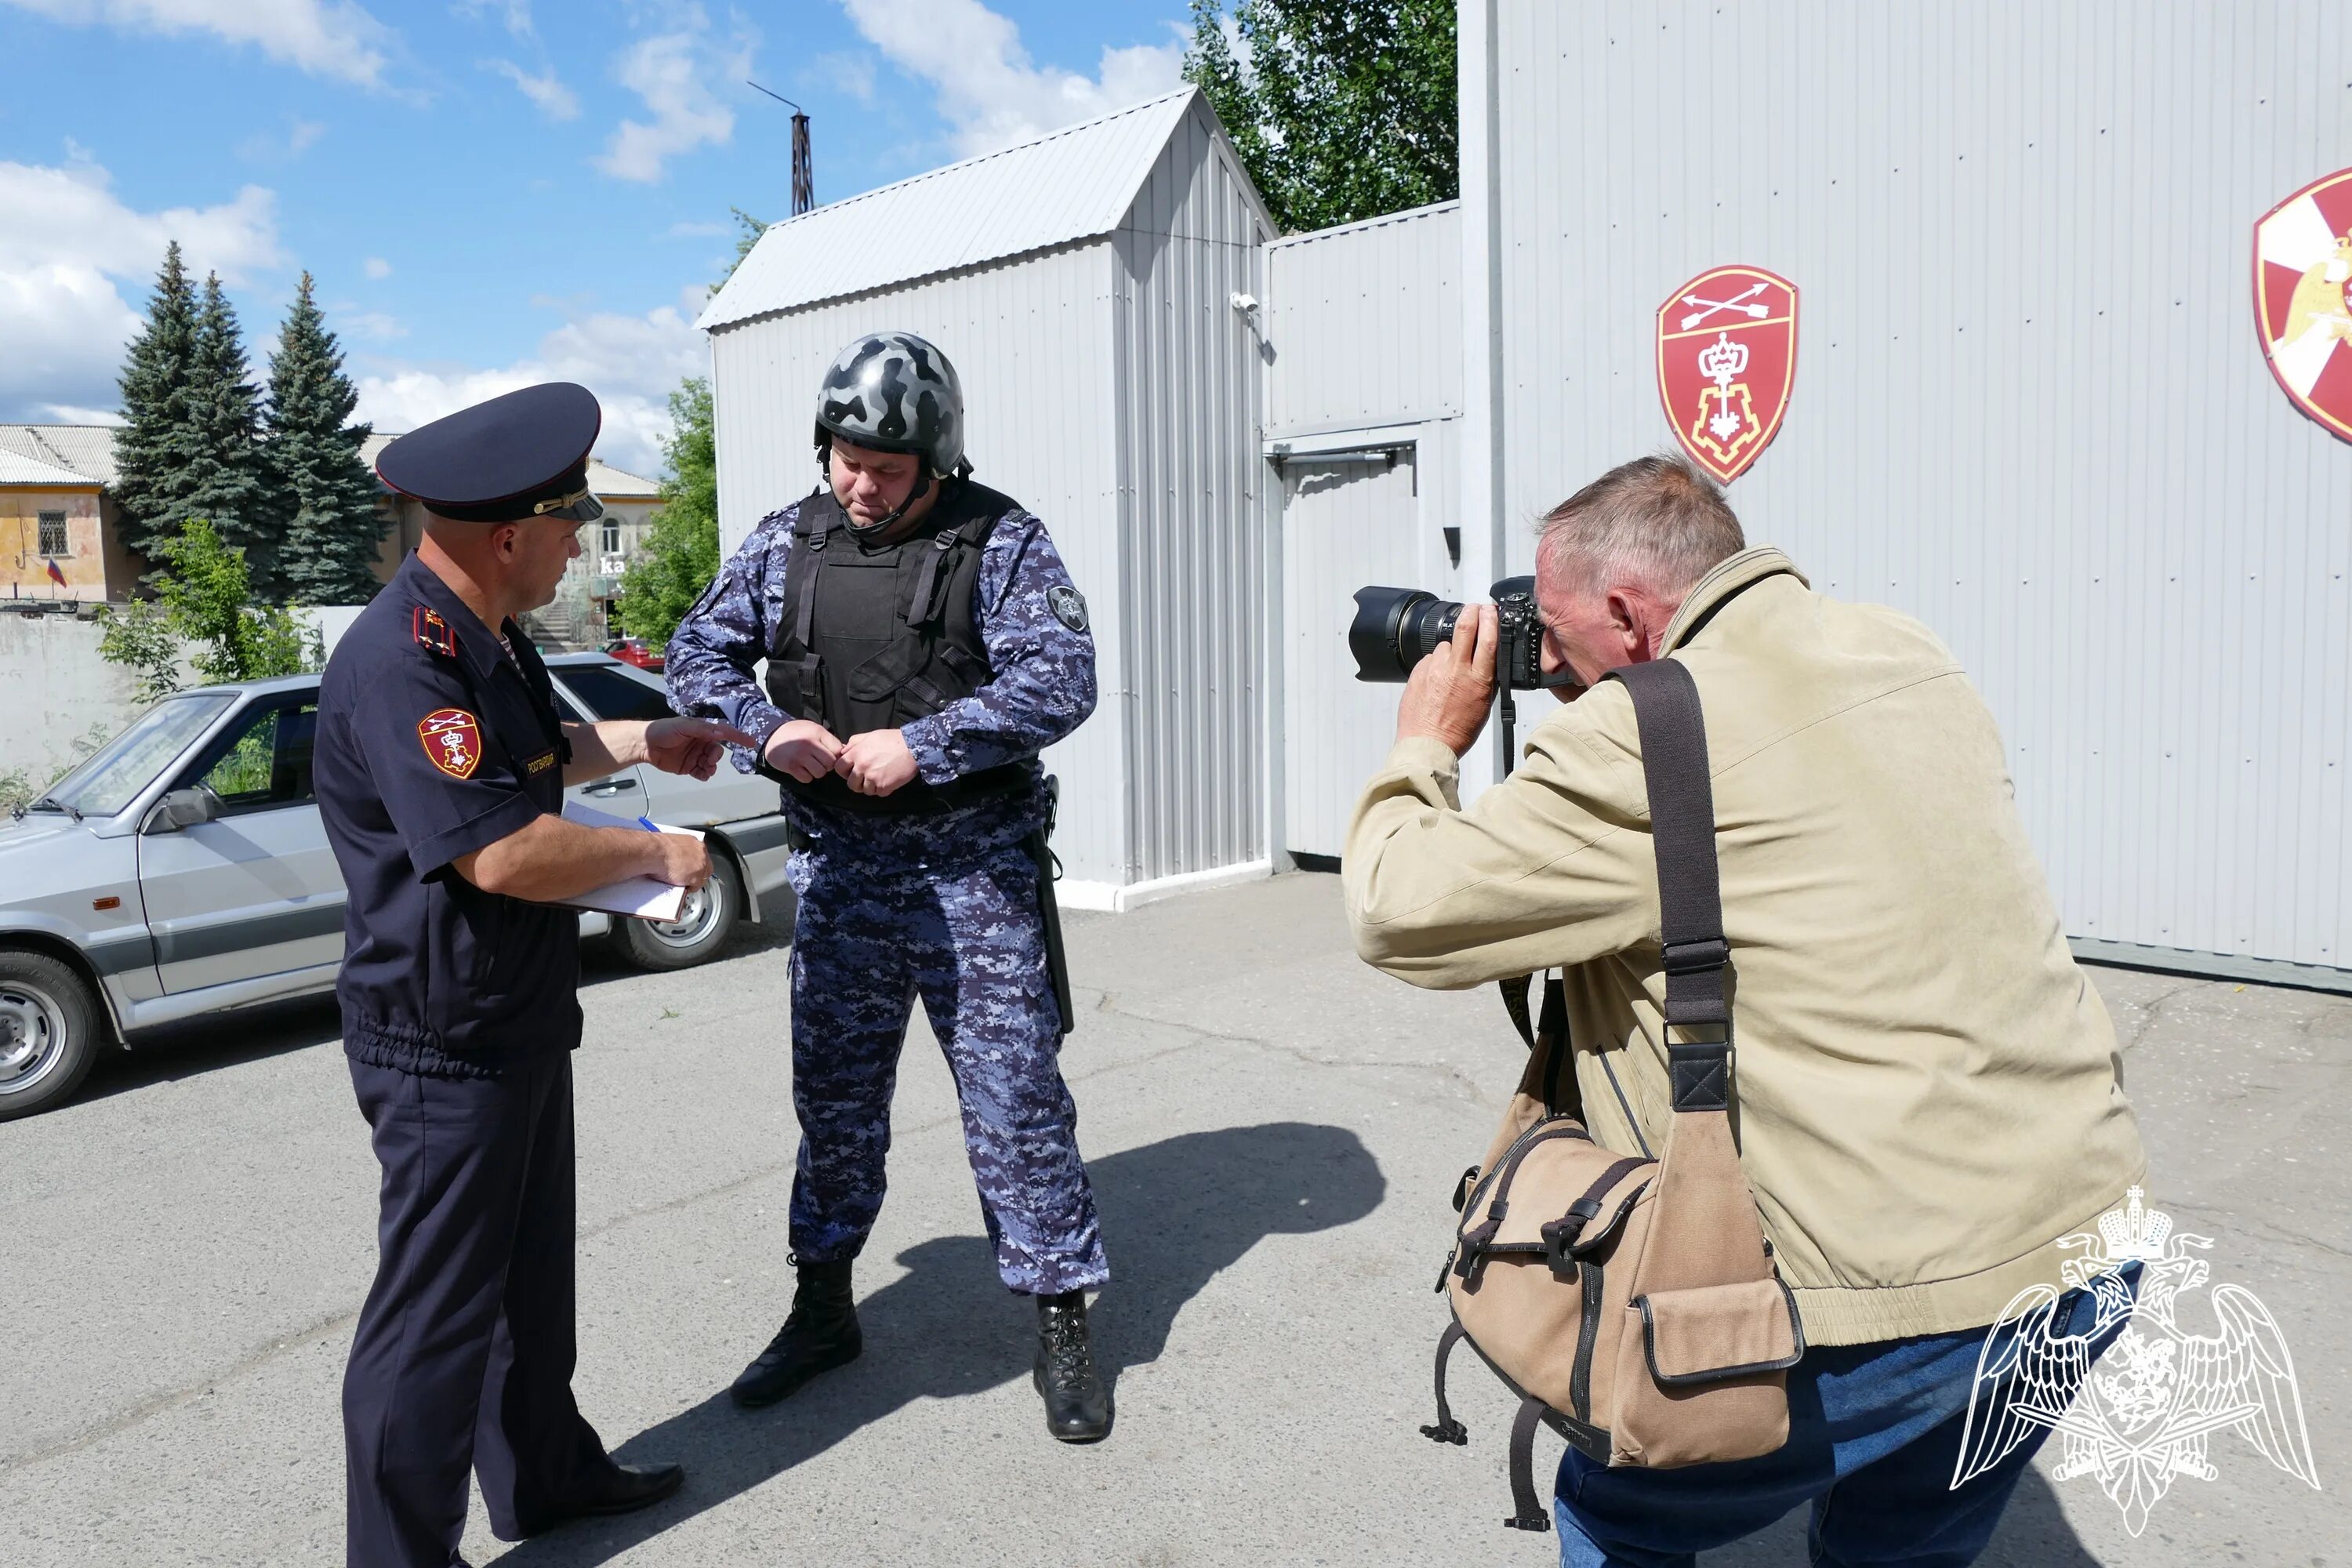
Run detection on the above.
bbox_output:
[845,465,933,538]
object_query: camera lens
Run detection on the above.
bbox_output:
[1350,586,1467,683]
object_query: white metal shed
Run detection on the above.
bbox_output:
[699,88,1278,908]
[1261,201,1465,862]
[1456,0,2351,989]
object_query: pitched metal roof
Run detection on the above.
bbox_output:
[699,88,1200,333]
[0,424,120,485]
[0,448,99,488]
[358,433,661,499]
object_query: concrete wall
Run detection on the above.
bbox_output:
[0,613,169,788]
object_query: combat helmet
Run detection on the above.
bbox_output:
[815,328,965,461]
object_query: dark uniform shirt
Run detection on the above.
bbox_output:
[664,491,1098,861]
[316,553,581,1078]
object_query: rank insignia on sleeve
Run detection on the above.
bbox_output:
[412,606,460,659]
[1047,584,1089,632]
[418,708,484,779]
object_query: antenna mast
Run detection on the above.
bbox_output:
[746,81,813,215]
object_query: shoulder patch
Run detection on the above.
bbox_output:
[418,708,484,779]
[1047,584,1089,633]
[412,606,460,659]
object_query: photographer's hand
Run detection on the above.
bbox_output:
[1396,602,1497,757]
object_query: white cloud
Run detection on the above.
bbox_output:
[2,0,397,87]
[340,309,407,341]
[808,49,877,104]
[354,302,704,477]
[455,0,533,38]
[38,405,129,426]
[238,117,329,162]
[363,255,392,279]
[840,0,1184,158]
[487,57,580,121]
[594,10,757,183]
[0,156,284,421]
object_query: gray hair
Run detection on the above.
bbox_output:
[1535,454,1746,599]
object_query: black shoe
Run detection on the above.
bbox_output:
[731,1258,862,1408]
[509,1461,684,1537]
[1032,1290,1112,1443]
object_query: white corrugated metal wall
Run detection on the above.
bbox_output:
[705,243,1131,887]
[1264,202,1466,861]
[1468,0,2351,979]
[1110,96,1276,884]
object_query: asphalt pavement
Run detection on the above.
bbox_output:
[0,872,2342,1566]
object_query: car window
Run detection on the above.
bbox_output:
[548,687,586,724]
[182,700,321,815]
[555,665,675,722]
[36,692,236,818]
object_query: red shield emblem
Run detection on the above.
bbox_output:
[1655,265,1798,484]
[2254,166,2352,441]
[417,708,483,780]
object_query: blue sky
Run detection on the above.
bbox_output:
[0,0,1200,474]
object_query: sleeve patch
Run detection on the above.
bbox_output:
[418,708,485,779]
[1047,584,1089,632]
[524,749,557,776]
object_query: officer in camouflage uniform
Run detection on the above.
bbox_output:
[665,332,1112,1442]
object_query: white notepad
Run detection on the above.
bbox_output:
[557,800,706,922]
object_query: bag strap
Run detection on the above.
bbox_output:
[1602,659,1731,1114]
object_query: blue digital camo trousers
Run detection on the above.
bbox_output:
[786,833,1109,1296]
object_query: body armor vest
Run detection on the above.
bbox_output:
[763,482,1029,815]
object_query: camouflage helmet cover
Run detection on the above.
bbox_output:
[813,331,965,475]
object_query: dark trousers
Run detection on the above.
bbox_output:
[344,1053,612,1568]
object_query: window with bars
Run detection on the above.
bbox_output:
[38,511,67,556]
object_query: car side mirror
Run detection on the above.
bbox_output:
[144,786,223,834]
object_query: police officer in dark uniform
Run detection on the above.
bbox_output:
[665,332,1112,1442]
[315,382,753,1568]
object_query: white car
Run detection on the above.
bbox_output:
[0,653,790,1122]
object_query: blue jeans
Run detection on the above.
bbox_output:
[1555,1266,2137,1567]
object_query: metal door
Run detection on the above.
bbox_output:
[138,695,344,994]
[1280,446,1436,860]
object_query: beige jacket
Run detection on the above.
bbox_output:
[1345,547,2145,1345]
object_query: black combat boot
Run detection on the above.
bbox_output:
[731,1259,861,1408]
[1032,1290,1112,1443]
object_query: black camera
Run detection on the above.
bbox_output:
[1349,576,1579,693]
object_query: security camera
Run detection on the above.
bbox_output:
[1229,292,1259,314]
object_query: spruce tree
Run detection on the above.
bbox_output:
[265,273,383,604]
[180,273,274,593]
[112,242,202,579]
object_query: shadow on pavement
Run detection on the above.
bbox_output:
[489,1121,1388,1566]
[83,990,342,1104]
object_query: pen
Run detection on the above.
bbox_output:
[638,816,659,832]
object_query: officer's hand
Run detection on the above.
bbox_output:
[643,717,757,779]
[764,720,844,783]
[650,833,713,890]
[1396,602,1497,757]
[836,729,920,797]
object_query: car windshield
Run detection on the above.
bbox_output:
[33,692,236,818]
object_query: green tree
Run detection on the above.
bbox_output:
[265,272,383,605]
[1183,0,1457,234]
[180,274,275,593]
[100,517,314,689]
[614,209,767,651]
[112,242,202,575]
[613,379,720,650]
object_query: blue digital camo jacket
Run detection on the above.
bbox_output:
[663,489,1098,854]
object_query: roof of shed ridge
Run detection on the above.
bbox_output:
[699,87,1200,333]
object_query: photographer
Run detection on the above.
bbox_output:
[1343,456,2145,1564]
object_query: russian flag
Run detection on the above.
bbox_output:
[45,558,66,587]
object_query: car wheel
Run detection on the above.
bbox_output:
[0,950,105,1123]
[617,850,743,971]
